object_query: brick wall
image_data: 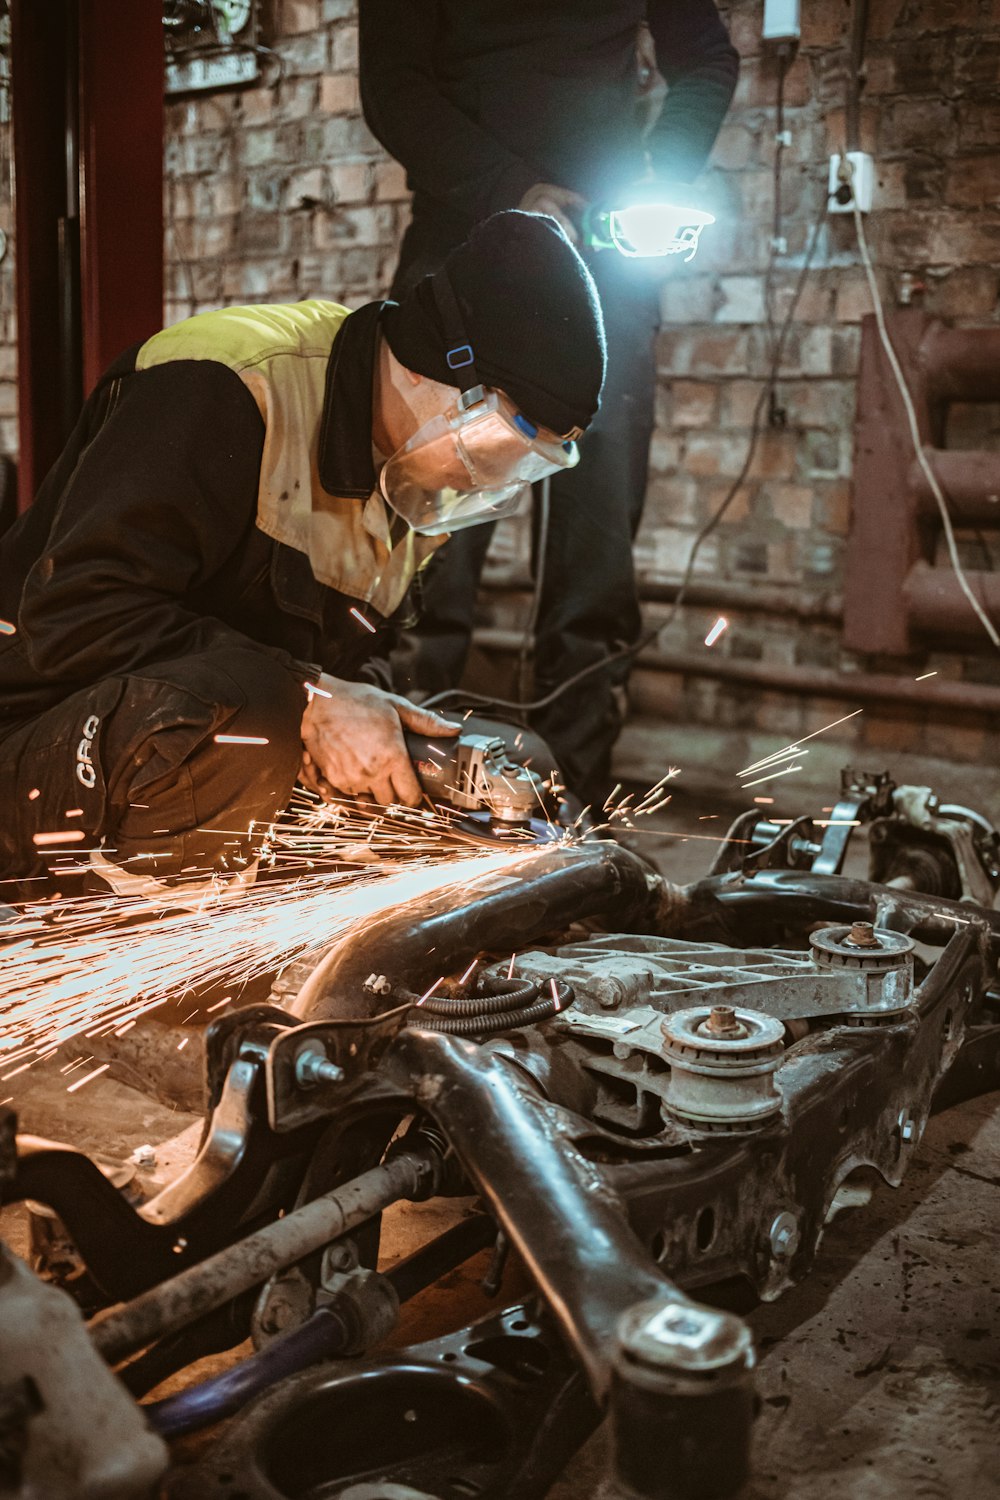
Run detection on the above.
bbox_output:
[5,0,1000,793]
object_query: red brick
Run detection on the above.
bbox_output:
[331,23,358,71]
[281,0,321,33]
[959,101,1000,150]
[703,480,754,525]
[683,433,753,478]
[670,380,719,428]
[648,432,683,473]
[928,216,1000,265]
[239,88,274,124]
[643,476,701,527]
[319,72,359,114]
[749,430,798,481]
[927,266,1000,318]
[373,159,408,202]
[768,483,814,528]
[659,275,716,323]
[824,105,878,156]
[945,154,1000,209]
[329,161,372,204]
[711,123,755,171]
[878,98,956,158]
[802,4,849,47]
[834,273,873,324]
[721,380,768,428]
[813,480,852,535]
[657,328,752,379]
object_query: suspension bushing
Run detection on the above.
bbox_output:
[661,1006,785,1131]
[609,1297,756,1500]
[809,923,914,1022]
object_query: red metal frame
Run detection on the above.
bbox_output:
[845,311,1000,654]
[11,0,163,511]
[78,0,164,398]
[11,0,73,512]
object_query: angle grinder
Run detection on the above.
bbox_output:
[404,729,550,839]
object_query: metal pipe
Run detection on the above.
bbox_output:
[911,450,1000,523]
[904,561,1000,640]
[88,1146,438,1367]
[384,1028,693,1403]
[146,1308,350,1439]
[674,868,1000,952]
[472,628,1000,716]
[481,571,844,623]
[923,324,1000,404]
[144,1214,496,1438]
[291,842,657,1024]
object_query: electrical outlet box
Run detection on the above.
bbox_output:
[763,0,801,42]
[828,152,875,213]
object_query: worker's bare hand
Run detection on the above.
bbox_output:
[517,183,588,245]
[300,675,459,808]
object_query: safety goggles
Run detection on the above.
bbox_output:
[379,385,579,536]
[379,267,581,536]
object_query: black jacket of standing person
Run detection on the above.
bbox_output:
[360,0,739,265]
[359,0,738,808]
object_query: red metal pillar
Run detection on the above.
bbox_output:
[11,0,163,511]
[11,0,76,512]
[78,0,164,398]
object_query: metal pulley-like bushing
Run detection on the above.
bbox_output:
[610,1297,756,1499]
[661,1005,785,1130]
[809,922,915,1020]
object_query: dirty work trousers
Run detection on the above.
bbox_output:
[0,648,303,900]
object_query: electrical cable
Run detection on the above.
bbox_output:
[423,193,830,718]
[515,474,551,701]
[847,175,1000,650]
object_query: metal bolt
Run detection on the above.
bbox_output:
[769,1212,800,1258]
[701,1005,748,1039]
[294,1046,345,1090]
[363,973,392,996]
[846,921,881,949]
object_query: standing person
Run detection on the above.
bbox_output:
[360,1,739,809]
[0,212,604,902]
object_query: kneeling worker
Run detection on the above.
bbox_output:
[0,212,605,902]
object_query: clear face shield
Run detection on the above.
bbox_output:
[379,384,579,536]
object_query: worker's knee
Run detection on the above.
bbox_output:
[102,652,305,874]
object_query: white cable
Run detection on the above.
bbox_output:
[847,165,1000,650]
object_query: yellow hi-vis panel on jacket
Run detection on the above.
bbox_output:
[137,301,442,617]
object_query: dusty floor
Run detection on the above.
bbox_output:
[2,790,999,1497]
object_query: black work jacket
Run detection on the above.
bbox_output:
[0,304,395,726]
[359,0,740,247]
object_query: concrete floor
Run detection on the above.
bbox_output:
[2,792,999,1497]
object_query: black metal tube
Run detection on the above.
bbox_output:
[291,842,657,1024]
[143,1214,497,1438]
[384,1028,699,1403]
[89,1146,438,1367]
[675,868,1000,952]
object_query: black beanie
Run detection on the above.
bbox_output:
[381,211,606,436]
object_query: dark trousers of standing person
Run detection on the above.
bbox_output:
[390,240,660,809]
[0,648,304,901]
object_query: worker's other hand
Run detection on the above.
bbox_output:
[517,183,587,246]
[300,675,459,808]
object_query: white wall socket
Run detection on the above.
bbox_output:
[828,152,875,213]
[763,0,801,42]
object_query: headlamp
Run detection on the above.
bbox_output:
[584,188,715,262]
